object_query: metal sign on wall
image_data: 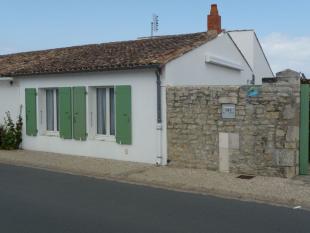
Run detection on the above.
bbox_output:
[222,104,236,119]
[247,86,260,97]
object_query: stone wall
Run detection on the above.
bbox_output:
[167,80,300,177]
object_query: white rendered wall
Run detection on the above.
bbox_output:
[228,31,255,68]
[163,33,254,86]
[16,70,159,164]
[0,81,20,124]
[252,33,274,81]
[228,30,274,84]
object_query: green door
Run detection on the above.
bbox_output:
[59,87,72,139]
[116,85,132,145]
[25,88,37,136]
[72,87,87,141]
[300,84,310,175]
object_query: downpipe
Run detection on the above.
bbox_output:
[155,68,163,166]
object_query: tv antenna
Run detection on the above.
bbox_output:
[151,14,159,37]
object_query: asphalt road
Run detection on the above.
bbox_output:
[0,164,309,233]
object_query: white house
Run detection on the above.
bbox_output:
[0,4,273,166]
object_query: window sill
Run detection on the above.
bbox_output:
[45,131,60,137]
[95,135,116,142]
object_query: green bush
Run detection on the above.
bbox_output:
[0,109,23,150]
[15,113,23,148]
[0,125,4,147]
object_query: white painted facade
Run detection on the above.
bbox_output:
[14,70,161,164]
[0,80,20,124]
[0,30,273,165]
[163,33,255,86]
[228,30,274,84]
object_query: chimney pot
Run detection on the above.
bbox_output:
[208,4,222,33]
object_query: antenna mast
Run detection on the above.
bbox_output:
[151,14,159,37]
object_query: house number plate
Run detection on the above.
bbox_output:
[222,104,236,119]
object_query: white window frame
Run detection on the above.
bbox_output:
[45,88,59,136]
[95,87,116,141]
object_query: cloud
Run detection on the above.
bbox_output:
[0,47,18,55]
[261,33,310,77]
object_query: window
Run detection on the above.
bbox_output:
[46,89,59,132]
[32,85,132,144]
[96,87,115,136]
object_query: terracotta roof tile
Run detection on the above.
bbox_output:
[0,31,217,77]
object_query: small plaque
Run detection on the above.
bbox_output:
[247,87,260,97]
[222,104,236,119]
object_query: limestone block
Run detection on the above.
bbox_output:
[276,129,285,137]
[246,104,255,114]
[285,142,297,149]
[228,133,239,149]
[219,132,229,149]
[219,132,240,172]
[219,147,229,173]
[283,105,296,120]
[265,105,276,112]
[286,126,299,142]
[218,96,238,104]
[273,149,295,166]
[266,112,280,119]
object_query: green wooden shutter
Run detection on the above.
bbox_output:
[59,87,72,139]
[116,86,132,145]
[300,84,309,175]
[25,88,37,136]
[73,87,87,141]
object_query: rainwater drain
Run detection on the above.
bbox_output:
[237,175,255,180]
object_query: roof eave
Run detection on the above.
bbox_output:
[1,64,162,77]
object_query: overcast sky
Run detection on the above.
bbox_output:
[0,0,309,76]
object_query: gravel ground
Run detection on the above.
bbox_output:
[0,149,309,210]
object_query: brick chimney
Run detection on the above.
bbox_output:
[208,4,222,33]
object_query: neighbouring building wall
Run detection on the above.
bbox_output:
[0,81,20,124]
[228,31,274,84]
[229,31,255,68]
[252,34,274,82]
[16,70,160,164]
[167,80,300,178]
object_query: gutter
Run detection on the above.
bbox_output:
[2,64,162,78]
